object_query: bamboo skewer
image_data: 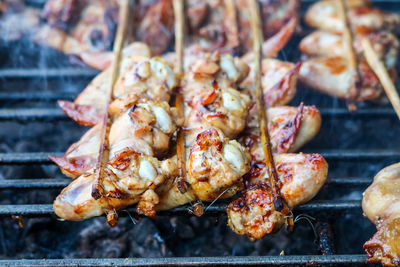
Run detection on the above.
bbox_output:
[362,38,400,120]
[224,0,239,52]
[248,0,286,213]
[173,0,189,195]
[91,0,132,226]
[337,0,360,109]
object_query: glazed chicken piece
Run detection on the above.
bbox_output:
[42,0,86,29]
[53,94,182,220]
[34,0,118,56]
[54,153,178,220]
[157,53,253,209]
[187,128,251,201]
[51,100,181,179]
[299,31,399,102]
[299,56,387,102]
[241,58,301,107]
[59,51,176,126]
[362,163,400,266]
[227,152,328,240]
[135,0,174,56]
[236,0,300,56]
[181,52,252,141]
[243,104,322,156]
[300,0,400,103]
[299,31,399,69]
[305,0,400,34]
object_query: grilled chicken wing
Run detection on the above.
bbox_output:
[34,0,118,55]
[305,0,400,34]
[187,128,250,201]
[362,163,400,266]
[51,100,181,178]
[59,53,177,126]
[300,31,399,69]
[243,104,321,156]
[299,56,388,102]
[181,53,251,141]
[54,154,178,220]
[157,53,252,209]
[241,58,300,107]
[236,0,299,55]
[300,0,400,103]
[227,153,328,240]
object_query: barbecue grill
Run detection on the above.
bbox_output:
[0,0,399,266]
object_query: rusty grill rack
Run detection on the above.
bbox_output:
[0,0,399,266]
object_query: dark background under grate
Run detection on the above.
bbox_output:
[0,0,399,266]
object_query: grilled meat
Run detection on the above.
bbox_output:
[300,0,400,103]
[59,49,176,126]
[362,163,400,267]
[227,153,328,240]
[305,0,400,34]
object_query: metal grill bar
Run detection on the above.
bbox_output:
[0,108,396,121]
[0,68,98,79]
[0,150,398,165]
[0,92,75,101]
[0,109,66,121]
[0,255,368,266]
[0,200,361,217]
[0,152,62,164]
[0,177,371,190]
[0,179,69,188]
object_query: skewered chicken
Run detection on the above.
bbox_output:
[52,43,325,224]
[58,46,173,126]
[227,152,328,240]
[362,163,400,267]
[50,0,328,242]
[299,0,400,103]
[24,0,300,70]
[305,0,400,34]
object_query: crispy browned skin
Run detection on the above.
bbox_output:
[227,153,328,240]
[362,163,400,266]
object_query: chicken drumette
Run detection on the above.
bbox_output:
[362,163,400,267]
[299,0,400,103]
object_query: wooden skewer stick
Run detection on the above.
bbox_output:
[173,0,188,194]
[92,0,132,204]
[337,0,360,108]
[248,0,285,212]
[362,38,400,120]
[224,0,239,52]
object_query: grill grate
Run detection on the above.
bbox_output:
[0,0,399,265]
[0,255,368,266]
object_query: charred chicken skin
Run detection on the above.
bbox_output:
[362,163,400,267]
[299,0,400,103]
